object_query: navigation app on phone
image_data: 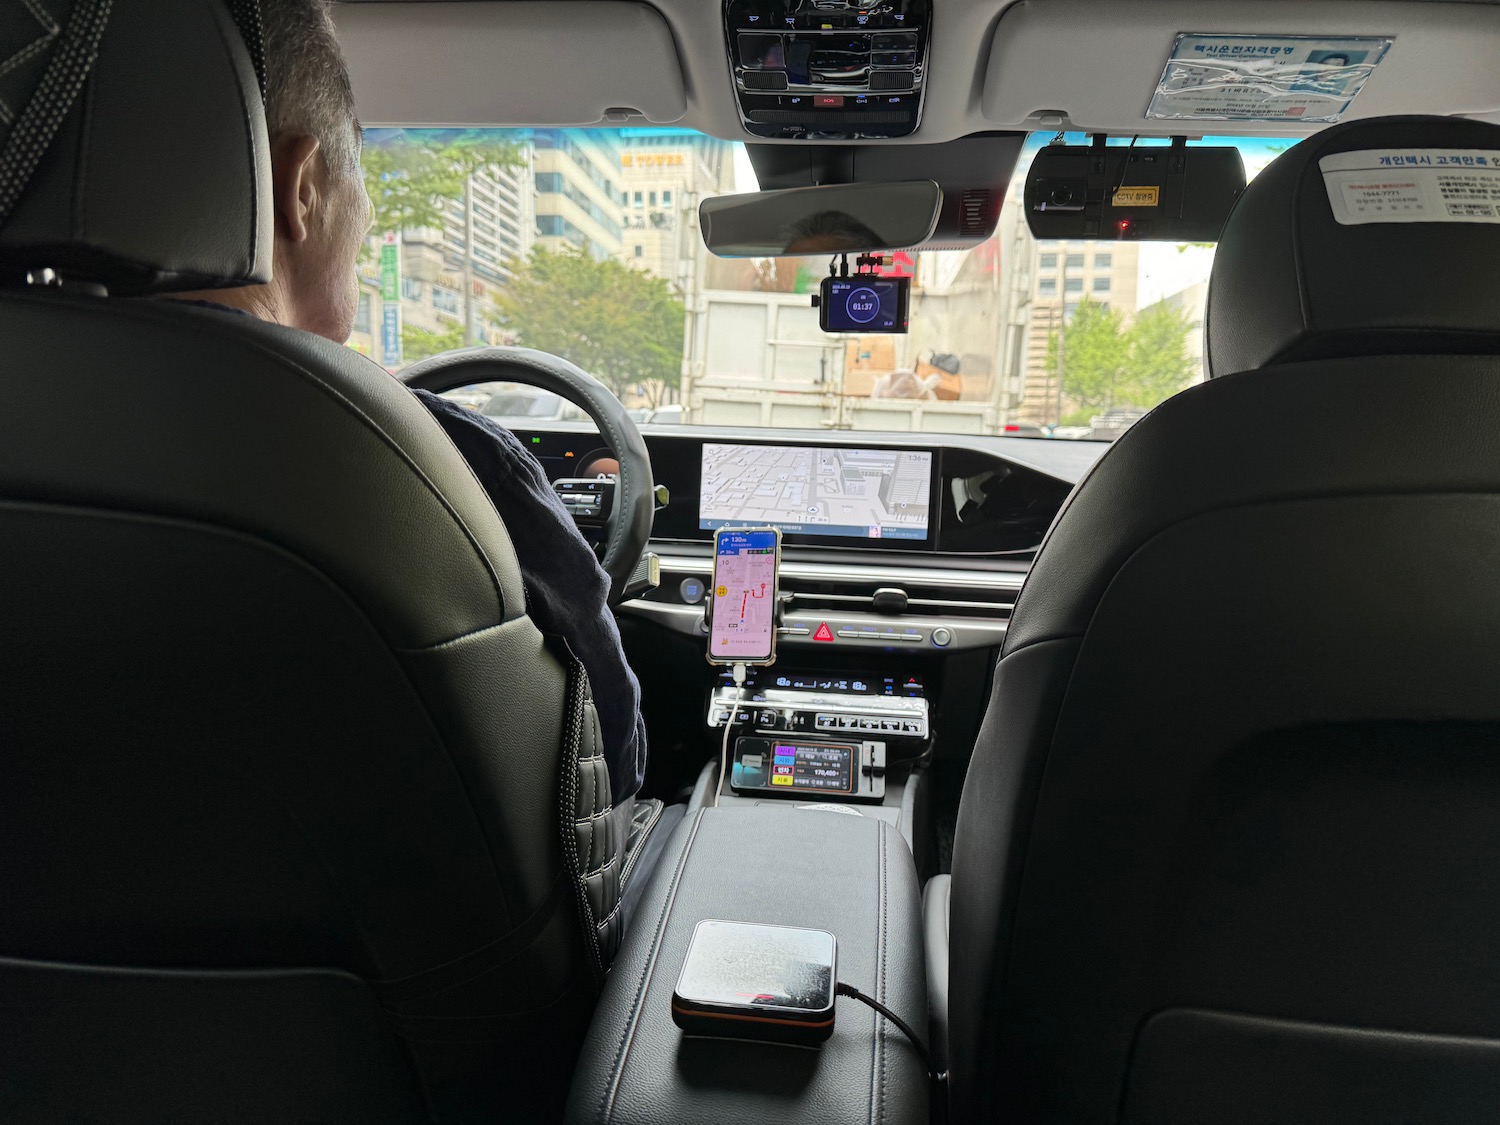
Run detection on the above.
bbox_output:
[709,528,780,664]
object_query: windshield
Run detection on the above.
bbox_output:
[357,129,1281,440]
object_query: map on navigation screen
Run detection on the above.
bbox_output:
[710,528,779,663]
[699,443,933,541]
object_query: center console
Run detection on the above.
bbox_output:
[563,806,928,1125]
[709,664,930,808]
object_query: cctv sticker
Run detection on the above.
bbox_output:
[1320,150,1500,225]
[1112,186,1160,207]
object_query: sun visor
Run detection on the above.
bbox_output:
[982,0,1500,137]
[336,1,687,126]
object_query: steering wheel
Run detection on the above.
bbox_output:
[400,346,655,605]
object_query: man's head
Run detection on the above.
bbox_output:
[188,0,369,342]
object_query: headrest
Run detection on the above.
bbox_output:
[0,0,271,295]
[1206,115,1500,377]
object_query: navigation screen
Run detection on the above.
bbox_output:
[699,443,933,541]
[709,527,780,663]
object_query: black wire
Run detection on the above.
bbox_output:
[1111,133,1140,202]
[836,981,942,1084]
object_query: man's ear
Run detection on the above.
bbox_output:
[269,134,323,244]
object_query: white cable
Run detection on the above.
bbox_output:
[714,662,748,808]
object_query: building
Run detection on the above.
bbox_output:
[1017,239,1141,425]
[533,129,627,262]
[402,157,537,345]
[617,129,736,288]
[618,129,738,414]
[1142,279,1209,385]
[351,142,538,361]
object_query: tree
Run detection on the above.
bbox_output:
[362,128,525,236]
[401,322,465,363]
[1124,301,1198,406]
[1044,298,1130,417]
[1045,296,1198,423]
[496,247,685,403]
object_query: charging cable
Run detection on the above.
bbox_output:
[836,981,942,1086]
[713,661,747,808]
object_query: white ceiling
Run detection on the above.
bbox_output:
[334,0,1500,144]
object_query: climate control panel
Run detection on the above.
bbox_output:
[707,667,929,742]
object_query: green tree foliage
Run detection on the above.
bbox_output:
[1044,299,1129,415]
[497,247,685,401]
[1044,296,1198,421]
[401,322,466,363]
[1125,301,1200,406]
[363,129,525,236]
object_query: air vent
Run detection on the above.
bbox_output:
[959,189,992,236]
[780,573,1015,622]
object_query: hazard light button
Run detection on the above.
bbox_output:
[813,623,835,642]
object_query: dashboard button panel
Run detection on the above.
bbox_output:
[712,680,929,741]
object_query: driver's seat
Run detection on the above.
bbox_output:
[0,4,619,1120]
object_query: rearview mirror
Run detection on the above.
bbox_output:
[700,181,943,258]
[1025,143,1245,242]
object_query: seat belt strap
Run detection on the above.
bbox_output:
[0,0,112,227]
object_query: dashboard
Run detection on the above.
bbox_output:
[510,422,1109,662]
[508,420,1107,807]
[522,424,1096,557]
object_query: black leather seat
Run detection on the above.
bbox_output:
[0,3,625,1120]
[949,115,1500,1123]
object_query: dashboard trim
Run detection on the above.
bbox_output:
[654,554,1027,593]
[620,599,1010,652]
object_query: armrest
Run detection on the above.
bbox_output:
[922,874,950,1072]
[565,806,929,1125]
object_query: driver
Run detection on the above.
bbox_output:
[172,0,647,806]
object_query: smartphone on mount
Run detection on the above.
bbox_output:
[707,526,782,666]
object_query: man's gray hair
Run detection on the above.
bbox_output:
[259,0,362,177]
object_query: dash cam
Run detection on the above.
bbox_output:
[817,275,910,334]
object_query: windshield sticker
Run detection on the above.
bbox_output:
[1147,34,1392,123]
[1319,149,1500,225]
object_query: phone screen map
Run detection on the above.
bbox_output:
[710,529,778,662]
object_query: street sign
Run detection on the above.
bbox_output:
[379,230,402,368]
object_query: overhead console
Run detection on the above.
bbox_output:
[725,0,931,140]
